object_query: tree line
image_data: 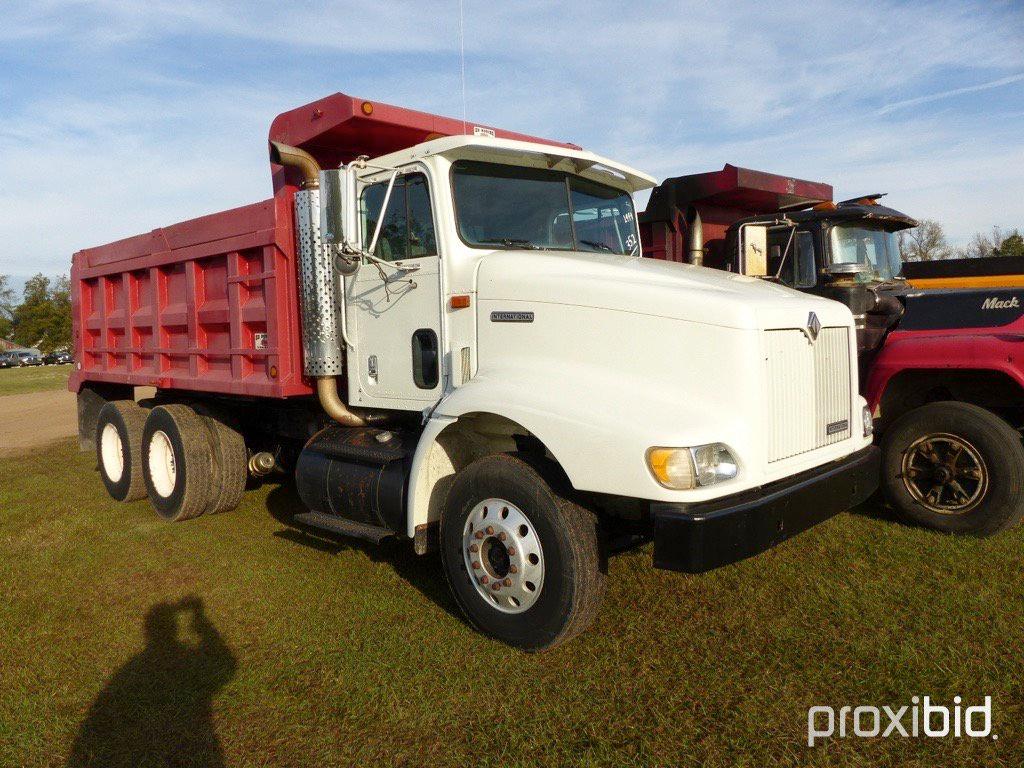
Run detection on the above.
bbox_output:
[0,273,72,353]
[899,222,1024,262]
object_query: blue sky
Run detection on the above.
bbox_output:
[1,0,1022,291]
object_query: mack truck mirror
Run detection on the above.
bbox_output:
[740,224,768,277]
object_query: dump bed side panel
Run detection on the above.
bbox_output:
[69,197,312,399]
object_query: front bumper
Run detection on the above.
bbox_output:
[651,445,879,573]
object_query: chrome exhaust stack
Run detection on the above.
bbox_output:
[272,142,384,427]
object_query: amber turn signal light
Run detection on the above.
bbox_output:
[450,295,471,310]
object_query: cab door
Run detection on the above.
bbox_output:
[344,171,444,411]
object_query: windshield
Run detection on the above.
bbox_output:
[451,160,639,255]
[829,224,902,282]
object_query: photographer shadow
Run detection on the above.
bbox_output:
[66,597,236,768]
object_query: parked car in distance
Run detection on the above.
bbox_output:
[15,351,43,367]
[0,352,16,368]
[43,350,74,365]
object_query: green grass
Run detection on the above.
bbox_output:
[0,364,71,396]
[1,440,1022,767]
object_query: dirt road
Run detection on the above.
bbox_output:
[0,387,158,457]
[0,388,78,457]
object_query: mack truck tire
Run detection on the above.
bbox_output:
[95,401,149,502]
[440,454,605,651]
[195,408,248,515]
[881,401,1024,536]
[141,404,215,522]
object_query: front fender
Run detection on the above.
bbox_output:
[866,331,1024,409]
[432,362,749,503]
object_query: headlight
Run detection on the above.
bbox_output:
[646,443,739,490]
[862,405,874,437]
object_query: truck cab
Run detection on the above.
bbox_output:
[642,164,1024,539]
[73,97,877,650]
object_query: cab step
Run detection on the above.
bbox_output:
[293,511,394,544]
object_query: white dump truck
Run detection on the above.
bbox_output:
[73,94,878,650]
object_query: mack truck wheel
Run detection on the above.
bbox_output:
[95,401,149,502]
[440,454,605,651]
[881,401,1024,536]
[141,404,215,522]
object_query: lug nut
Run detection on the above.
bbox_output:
[485,526,494,535]
[503,578,512,587]
[474,531,484,540]
[491,583,501,591]
[472,561,481,570]
[507,546,516,556]
[509,565,518,574]
[498,531,507,541]
[480,575,489,585]
[469,544,479,553]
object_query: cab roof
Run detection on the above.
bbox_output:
[369,134,657,194]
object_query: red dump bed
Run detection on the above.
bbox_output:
[640,164,832,267]
[71,92,575,398]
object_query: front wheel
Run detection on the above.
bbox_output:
[440,454,605,651]
[881,401,1024,536]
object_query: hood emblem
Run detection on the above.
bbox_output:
[806,311,821,342]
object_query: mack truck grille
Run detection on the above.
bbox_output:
[765,327,852,463]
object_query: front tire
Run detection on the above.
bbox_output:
[440,454,605,651]
[141,405,215,522]
[881,401,1024,536]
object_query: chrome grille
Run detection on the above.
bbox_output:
[765,326,851,463]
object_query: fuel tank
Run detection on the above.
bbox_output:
[295,425,418,533]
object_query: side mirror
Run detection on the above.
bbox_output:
[319,167,360,254]
[740,224,769,277]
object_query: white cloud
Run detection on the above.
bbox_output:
[0,0,1022,280]
[878,73,1024,115]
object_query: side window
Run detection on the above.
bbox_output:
[793,232,817,288]
[771,230,817,288]
[406,176,437,257]
[361,173,437,261]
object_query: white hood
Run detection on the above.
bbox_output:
[475,250,853,331]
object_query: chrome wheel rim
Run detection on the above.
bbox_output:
[100,423,124,483]
[462,498,544,614]
[901,432,987,514]
[148,430,177,498]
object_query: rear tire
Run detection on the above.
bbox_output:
[141,404,214,522]
[95,401,148,502]
[881,401,1024,536]
[440,454,605,651]
[195,408,248,514]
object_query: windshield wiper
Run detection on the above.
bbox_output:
[480,237,540,250]
[579,239,613,252]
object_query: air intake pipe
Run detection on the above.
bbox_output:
[685,207,704,266]
[271,141,386,428]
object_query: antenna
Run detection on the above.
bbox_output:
[458,0,467,134]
